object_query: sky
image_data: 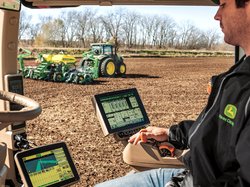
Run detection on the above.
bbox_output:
[22,5,220,31]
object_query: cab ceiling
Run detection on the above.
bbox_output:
[21,0,215,7]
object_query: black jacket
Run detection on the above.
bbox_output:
[168,56,250,186]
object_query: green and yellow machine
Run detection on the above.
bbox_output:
[80,43,126,77]
[18,50,97,84]
[18,45,126,84]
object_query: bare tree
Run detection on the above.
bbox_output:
[139,15,156,47]
[176,21,220,49]
[203,29,220,49]
[53,19,66,47]
[28,23,40,46]
[121,10,140,48]
[157,16,177,48]
[151,16,162,47]
[88,11,104,44]
[100,8,125,52]
[60,10,78,47]
[176,21,201,49]
[19,10,32,40]
[74,8,93,48]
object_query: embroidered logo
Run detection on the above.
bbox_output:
[219,104,237,127]
[224,104,237,119]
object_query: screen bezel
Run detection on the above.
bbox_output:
[15,142,79,187]
[94,88,150,134]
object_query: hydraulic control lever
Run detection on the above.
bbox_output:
[143,139,176,158]
[158,142,175,157]
[139,133,177,158]
[14,134,37,149]
[14,134,30,149]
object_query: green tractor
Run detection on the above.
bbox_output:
[80,43,126,77]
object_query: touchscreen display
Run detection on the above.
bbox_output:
[94,88,150,135]
[22,147,74,187]
[100,92,144,130]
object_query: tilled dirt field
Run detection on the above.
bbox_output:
[23,57,233,187]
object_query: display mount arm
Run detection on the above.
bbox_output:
[0,90,41,123]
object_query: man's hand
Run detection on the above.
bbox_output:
[128,126,169,145]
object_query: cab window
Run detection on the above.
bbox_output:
[104,46,113,55]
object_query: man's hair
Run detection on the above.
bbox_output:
[236,0,249,7]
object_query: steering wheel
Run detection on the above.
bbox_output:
[0,90,41,124]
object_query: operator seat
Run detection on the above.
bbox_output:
[0,142,7,187]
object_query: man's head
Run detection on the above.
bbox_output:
[214,0,250,53]
[212,0,249,7]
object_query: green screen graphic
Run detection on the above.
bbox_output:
[24,154,58,173]
[23,148,74,187]
[100,92,144,129]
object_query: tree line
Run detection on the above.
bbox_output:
[19,7,221,50]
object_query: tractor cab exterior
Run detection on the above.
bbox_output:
[81,43,126,77]
[91,43,114,55]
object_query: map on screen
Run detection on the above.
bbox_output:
[23,147,74,187]
[15,142,79,187]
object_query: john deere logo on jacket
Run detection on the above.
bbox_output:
[224,104,237,119]
[219,104,237,126]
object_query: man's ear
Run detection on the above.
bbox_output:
[236,0,249,7]
[245,1,250,7]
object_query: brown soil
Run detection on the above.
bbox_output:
[23,57,233,187]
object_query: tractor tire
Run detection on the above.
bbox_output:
[100,58,116,77]
[63,72,69,80]
[77,75,85,84]
[79,59,86,67]
[84,74,93,83]
[73,74,80,84]
[53,72,63,82]
[66,73,76,83]
[117,63,126,76]
[47,72,54,81]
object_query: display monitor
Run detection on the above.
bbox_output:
[93,88,150,139]
[5,74,24,111]
[14,142,79,187]
[5,74,26,130]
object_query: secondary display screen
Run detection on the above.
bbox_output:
[15,142,79,187]
[8,79,23,95]
[94,88,150,134]
[23,148,74,187]
[6,75,24,110]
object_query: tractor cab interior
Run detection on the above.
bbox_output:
[0,1,80,186]
[0,0,242,186]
